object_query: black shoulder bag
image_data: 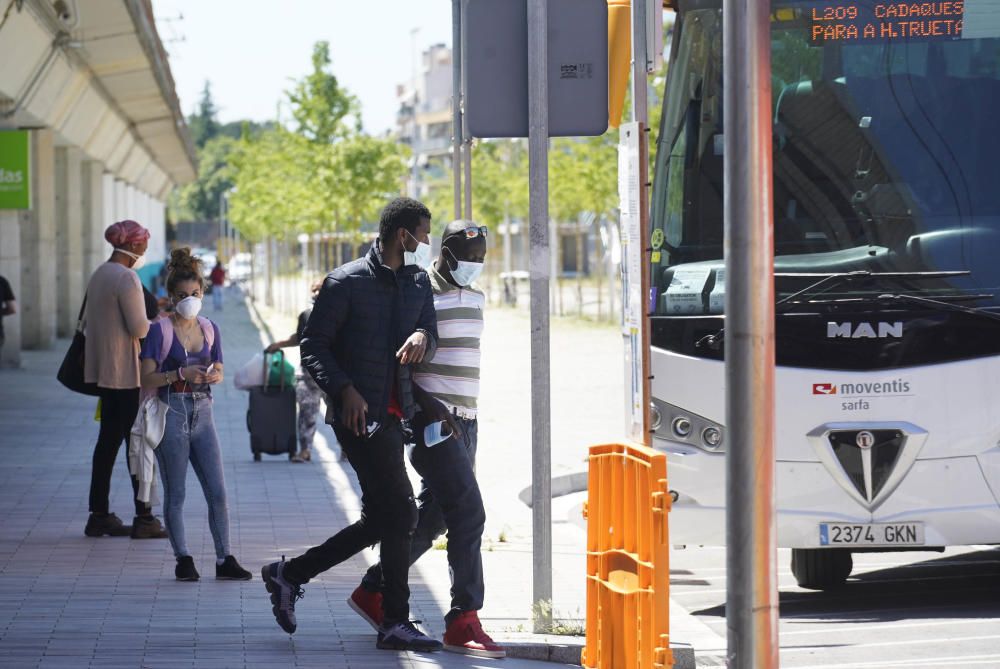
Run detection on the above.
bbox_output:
[57,295,100,396]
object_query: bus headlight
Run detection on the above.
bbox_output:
[702,427,723,450]
[650,398,726,453]
[672,416,693,438]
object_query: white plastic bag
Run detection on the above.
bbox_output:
[234,352,266,390]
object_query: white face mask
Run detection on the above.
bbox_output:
[119,249,146,270]
[175,296,203,320]
[445,248,484,286]
[403,230,433,269]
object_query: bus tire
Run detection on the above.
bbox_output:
[790,548,852,590]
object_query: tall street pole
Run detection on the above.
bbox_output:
[451,0,463,221]
[723,0,778,667]
[527,0,552,633]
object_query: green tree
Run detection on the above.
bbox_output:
[188,81,221,149]
[170,135,237,221]
[286,41,360,144]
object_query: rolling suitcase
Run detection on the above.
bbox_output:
[247,351,297,461]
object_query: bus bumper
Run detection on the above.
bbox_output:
[661,442,1000,549]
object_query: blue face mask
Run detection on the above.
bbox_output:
[403,230,433,269]
[445,247,484,287]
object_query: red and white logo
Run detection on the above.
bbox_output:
[812,383,837,395]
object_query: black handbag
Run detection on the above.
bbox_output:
[57,295,100,396]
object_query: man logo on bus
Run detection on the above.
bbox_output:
[827,321,903,338]
[813,383,837,395]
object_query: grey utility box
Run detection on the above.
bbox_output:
[463,0,609,138]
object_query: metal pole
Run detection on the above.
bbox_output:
[218,191,225,262]
[527,0,552,633]
[723,0,778,666]
[463,138,473,220]
[452,0,463,221]
[631,0,648,123]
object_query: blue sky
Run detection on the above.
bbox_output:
[154,0,454,134]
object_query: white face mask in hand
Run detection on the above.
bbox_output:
[403,230,433,269]
[175,296,203,320]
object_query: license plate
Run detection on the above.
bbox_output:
[819,522,925,546]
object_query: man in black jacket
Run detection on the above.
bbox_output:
[261,198,442,652]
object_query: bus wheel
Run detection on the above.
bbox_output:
[791,548,852,590]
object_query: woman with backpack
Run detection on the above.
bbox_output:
[139,248,251,582]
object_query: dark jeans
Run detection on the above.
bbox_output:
[362,413,485,620]
[284,418,417,622]
[89,387,149,516]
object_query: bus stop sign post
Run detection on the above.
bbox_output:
[452,0,463,221]
[723,0,779,667]
[527,0,553,633]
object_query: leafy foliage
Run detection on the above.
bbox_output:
[286,41,361,143]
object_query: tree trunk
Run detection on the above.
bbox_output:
[576,217,585,317]
[595,216,604,321]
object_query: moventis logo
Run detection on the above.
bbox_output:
[813,383,837,395]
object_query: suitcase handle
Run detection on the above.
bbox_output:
[263,349,288,390]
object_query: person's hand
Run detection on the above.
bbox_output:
[205,368,223,385]
[181,364,209,384]
[265,342,281,354]
[340,385,368,437]
[396,331,429,365]
[421,396,460,439]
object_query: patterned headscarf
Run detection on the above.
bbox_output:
[104,220,150,248]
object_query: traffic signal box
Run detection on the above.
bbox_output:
[583,443,673,669]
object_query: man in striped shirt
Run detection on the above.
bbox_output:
[348,220,504,659]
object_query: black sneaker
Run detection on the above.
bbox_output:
[261,557,304,634]
[131,515,168,539]
[84,512,131,537]
[176,556,199,581]
[377,620,444,652]
[217,555,252,581]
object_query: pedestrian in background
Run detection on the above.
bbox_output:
[0,273,16,364]
[265,280,324,463]
[261,197,442,652]
[210,261,225,311]
[349,220,503,658]
[83,220,167,540]
[139,248,251,582]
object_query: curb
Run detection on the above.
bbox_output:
[502,639,697,668]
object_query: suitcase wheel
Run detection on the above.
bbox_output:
[253,452,261,462]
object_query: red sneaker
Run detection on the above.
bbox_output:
[443,610,506,658]
[347,585,383,631]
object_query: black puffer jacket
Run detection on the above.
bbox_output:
[301,243,438,425]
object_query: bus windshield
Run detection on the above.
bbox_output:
[650,1,1000,316]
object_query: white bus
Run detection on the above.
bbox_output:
[649,0,1000,588]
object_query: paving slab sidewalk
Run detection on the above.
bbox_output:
[0,289,574,669]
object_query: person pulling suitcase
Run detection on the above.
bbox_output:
[265,280,325,463]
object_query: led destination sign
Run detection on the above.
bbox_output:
[809,2,965,43]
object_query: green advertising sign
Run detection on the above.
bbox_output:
[0,130,30,210]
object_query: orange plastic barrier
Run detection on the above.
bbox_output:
[583,443,672,669]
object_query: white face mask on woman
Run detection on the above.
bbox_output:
[118,249,146,270]
[403,230,433,269]
[175,296,203,320]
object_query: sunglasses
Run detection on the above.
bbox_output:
[447,225,488,241]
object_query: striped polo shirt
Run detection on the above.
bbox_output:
[412,266,484,415]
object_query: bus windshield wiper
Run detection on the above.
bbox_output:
[695,270,971,350]
[869,292,1000,324]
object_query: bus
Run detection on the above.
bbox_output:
[648,0,1000,589]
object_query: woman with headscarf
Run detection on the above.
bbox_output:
[82,220,167,540]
